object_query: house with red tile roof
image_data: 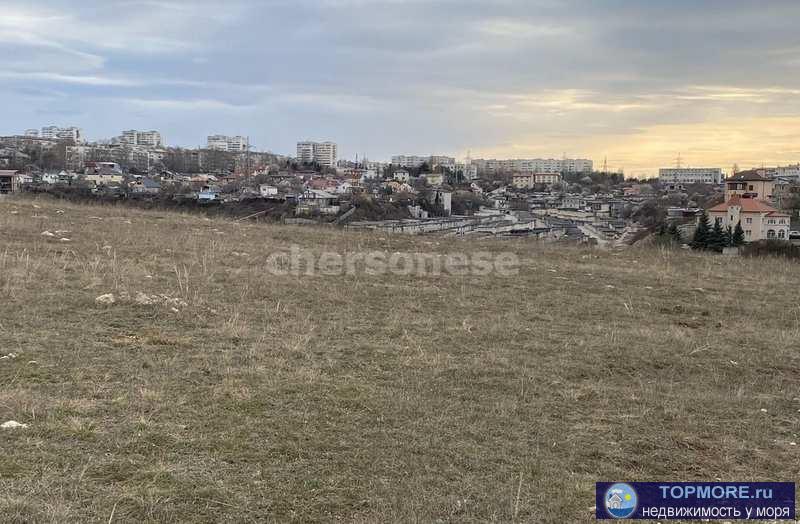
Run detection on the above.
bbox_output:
[707,195,790,242]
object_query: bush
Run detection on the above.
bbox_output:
[741,240,800,260]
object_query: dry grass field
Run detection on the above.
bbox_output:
[0,196,798,523]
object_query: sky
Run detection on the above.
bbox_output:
[2,0,800,176]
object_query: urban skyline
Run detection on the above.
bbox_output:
[3,1,800,175]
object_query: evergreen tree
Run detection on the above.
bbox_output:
[668,222,682,243]
[708,219,726,252]
[732,221,745,246]
[725,225,733,247]
[691,210,711,250]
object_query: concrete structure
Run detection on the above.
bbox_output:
[659,167,723,188]
[474,158,592,175]
[208,135,248,152]
[707,196,790,242]
[297,141,338,167]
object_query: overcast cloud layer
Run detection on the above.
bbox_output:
[3,0,800,175]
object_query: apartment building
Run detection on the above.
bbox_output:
[41,126,83,143]
[474,158,592,175]
[512,172,563,189]
[658,167,723,188]
[297,141,338,167]
[120,130,163,148]
[391,155,456,169]
[208,135,248,152]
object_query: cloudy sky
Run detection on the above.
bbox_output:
[3,0,800,175]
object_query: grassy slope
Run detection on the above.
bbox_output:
[0,197,798,523]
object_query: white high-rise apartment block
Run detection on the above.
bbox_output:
[207,135,248,152]
[473,158,593,175]
[658,167,723,185]
[40,126,60,139]
[137,131,163,148]
[226,136,248,152]
[121,130,138,145]
[296,141,338,167]
[24,129,39,137]
[121,130,163,148]
[768,164,800,181]
[296,141,316,163]
[391,155,427,168]
[313,141,337,167]
[41,125,82,142]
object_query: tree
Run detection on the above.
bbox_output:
[732,221,745,246]
[691,210,711,250]
[668,222,682,243]
[708,219,726,252]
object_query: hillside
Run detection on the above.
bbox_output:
[0,197,798,522]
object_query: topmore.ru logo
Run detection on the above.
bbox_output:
[605,483,638,519]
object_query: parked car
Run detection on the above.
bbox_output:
[789,230,800,240]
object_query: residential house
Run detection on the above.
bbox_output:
[385,180,415,194]
[198,185,221,202]
[0,170,19,194]
[297,189,340,214]
[335,181,354,194]
[393,170,411,183]
[84,173,124,186]
[725,170,775,201]
[306,177,338,192]
[707,195,790,242]
[131,178,161,194]
[259,184,278,197]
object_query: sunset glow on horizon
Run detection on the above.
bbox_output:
[2,0,800,173]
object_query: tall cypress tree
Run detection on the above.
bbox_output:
[692,210,711,250]
[708,219,726,252]
[732,221,745,246]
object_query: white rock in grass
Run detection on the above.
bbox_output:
[95,293,116,305]
[1,421,28,429]
[41,231,55,237]
[0,353,17,360]
[134,292,155,306]
[59,238,71,242]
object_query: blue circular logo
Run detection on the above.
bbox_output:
[605,483,638,519]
